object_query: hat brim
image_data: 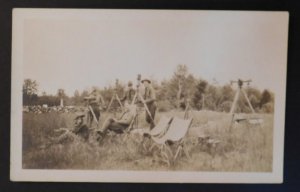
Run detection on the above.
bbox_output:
[141,79,151,84]
[75,114,85,118]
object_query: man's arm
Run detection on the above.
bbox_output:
[115,112,134,125]
[145,87,156,104]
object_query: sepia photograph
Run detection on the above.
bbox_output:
[11,9,288,183]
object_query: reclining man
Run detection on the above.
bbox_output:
[96,103,136,137]
[41,111,90,148]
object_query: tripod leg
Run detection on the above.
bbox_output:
[230,88,240,114]
[137,93,154,122]
[115,94,123,109]
[88,105,99,126]
[241,89,255,113]
[106,95,115,112]
[131,93,138,105]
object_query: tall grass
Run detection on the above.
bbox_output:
[22,110,273,172]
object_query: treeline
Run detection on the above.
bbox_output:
[23,64,274,113]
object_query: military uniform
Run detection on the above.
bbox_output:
[51,112,90,144]
[143,85,157,129]
[86,91,105,126]
[121,87,135,104]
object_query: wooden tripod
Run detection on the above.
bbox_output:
[228,79,261,131]
[106,91,123,112]
[229,79,255,114]
[87,104,99,126]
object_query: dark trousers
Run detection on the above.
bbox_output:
[102,118,129,134]
[108,122,129,133]
[88,105,100,126]
[146,103,156,129]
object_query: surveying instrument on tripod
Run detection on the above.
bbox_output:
[229,79,263,129]
[106,79,123,114]
[230,79,254,114]
[129,74,155,129]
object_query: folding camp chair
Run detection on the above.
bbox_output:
[143,116,173,138]
[120,108,139,141]
[141,116,173,151]
[150,117,193,166]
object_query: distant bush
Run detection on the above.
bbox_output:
[218,101,232,112]
[261,102,274,113]
[157,100,174,112]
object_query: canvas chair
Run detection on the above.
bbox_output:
[140,116,173,151]
[143,116,173,138]
[119,106,140,142]
[150,117,193,166]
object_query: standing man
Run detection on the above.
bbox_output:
[120,81,135,105]
[141,78,157,129]
[84,88,106,127]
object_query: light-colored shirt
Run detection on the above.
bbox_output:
[116,107,136,125]
[144,86,156,104]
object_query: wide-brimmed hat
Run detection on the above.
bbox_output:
[141,79,151,84]
[75,112,85,119]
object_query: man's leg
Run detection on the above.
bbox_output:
[108,122,128,134]
[146,104,156,130]
[150,105,156,129]
[88,110,93,127]
[100,118,114,133]
[52,131,76,144]
[92,105,100,121]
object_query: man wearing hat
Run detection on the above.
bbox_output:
[141,78,157,129]
[120,81,135,104]
[46,111,90,146]
[72,111,90,141]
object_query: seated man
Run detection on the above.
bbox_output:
[97,103,136,136]
[50,111,90,144]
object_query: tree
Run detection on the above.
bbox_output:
[260,89,272,108]
[164,64,198,109]
[204,84,223,111]
[72,90,81,105]
[216,84,234,112]
[245,87,261,111]
[193,80,208,110]
[23,79,38,96]
[23,79,38,105]
[173,64,188,108]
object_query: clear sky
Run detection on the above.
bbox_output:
[23,10,288,96]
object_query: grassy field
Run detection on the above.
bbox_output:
[22,110,273,172]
